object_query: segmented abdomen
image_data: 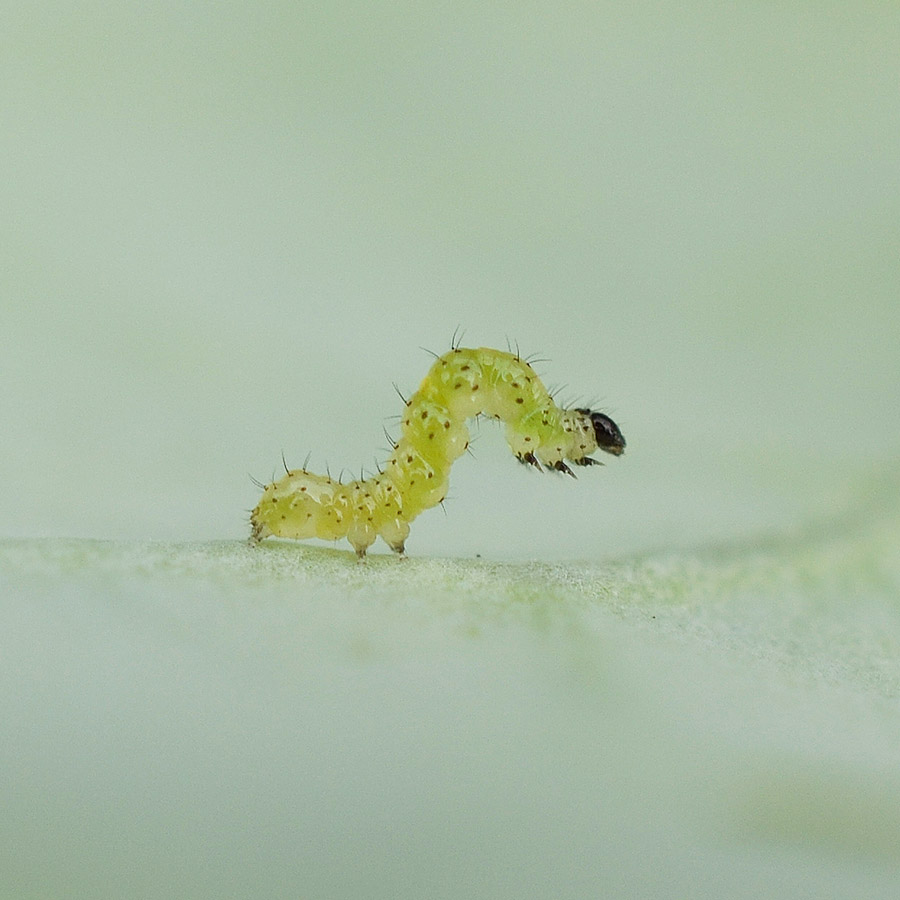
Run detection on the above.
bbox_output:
[250,346,625,559]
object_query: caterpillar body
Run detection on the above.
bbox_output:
[250,346,625,559]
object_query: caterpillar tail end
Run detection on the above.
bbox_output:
[249,511,269,546]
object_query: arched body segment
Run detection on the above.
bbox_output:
[250,347,625,559]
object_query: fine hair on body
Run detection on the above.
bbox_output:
[250,346,625,560]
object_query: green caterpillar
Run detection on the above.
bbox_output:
[250,346,625,559]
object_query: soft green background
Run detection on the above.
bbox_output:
[2,3,899,898]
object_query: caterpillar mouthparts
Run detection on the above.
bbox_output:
[250,346,625,560]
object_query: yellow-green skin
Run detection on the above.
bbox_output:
[250,347,607,558]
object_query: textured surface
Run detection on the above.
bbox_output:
[3,466,900,898]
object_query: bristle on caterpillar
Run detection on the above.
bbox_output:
[250,347,625,560]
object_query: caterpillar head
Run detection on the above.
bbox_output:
[577,408,626,456]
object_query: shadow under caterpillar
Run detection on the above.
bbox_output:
[250,346,625,560]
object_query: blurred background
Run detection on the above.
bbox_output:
[2,1,898,559]
[3,6,900,898]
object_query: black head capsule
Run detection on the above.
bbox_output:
[577,408,626,456]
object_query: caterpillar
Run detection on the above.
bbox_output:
[250,346,625,560]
